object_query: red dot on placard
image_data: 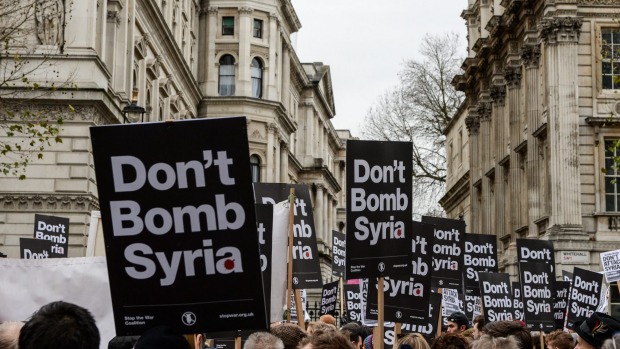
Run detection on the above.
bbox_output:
[224,259,235,270]
[396,229,402,237]
[415,289,421,295]
[305,252,310,258]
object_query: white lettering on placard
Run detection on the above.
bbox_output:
[37,221,67,234]
[353,159,406,184]
[353,216,405,245]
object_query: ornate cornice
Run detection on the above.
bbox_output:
[0,194,99,212]
[539,17,583,44]
[0,103,101,123]
[578,0,617,4]
[504,66,522,88]
[521,44,541,68]
[490,85,507,106]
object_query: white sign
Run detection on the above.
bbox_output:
[601,249,620,282]
[561,251,590,264]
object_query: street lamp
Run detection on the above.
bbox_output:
[121,88,146,123]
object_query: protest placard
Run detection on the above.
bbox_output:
[33,214,69,257]
[319,280,339,316]
[566,267,604,329]
[421,216,465,289]
[254,183,323,289]
[512,281,524,321]
[519,262,555,331]
[463,233,497,293]
[344,283,363,323]
[479,272,514,323]
[332,230,346,278]
[601,249,620,283]
[90,117,267,335]
[346,140,412,279]
[517,239,555,272]
[20,238,53,259]
[554,280,570,330]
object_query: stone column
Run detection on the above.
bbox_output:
[305,104,314,158]
[282,45,291,111]
[238,7,253,96]
[479,101,492,234]
[466,107,481,233]
[266,123,277,182]
[491,84,507,236]
[315,184,324,244]
[506,66,523,233]
[197,4,209,94]
[267,13,279,99]
[280,142,289,183]
[206,7,218,96]
[522,44,542,238]
[540,17,583,232]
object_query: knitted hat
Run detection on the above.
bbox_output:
[364,335,374,349]
[134,326,190,349]
[574,313,620,349]
[270,323,307,349]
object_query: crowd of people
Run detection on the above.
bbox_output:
[2,302,620,349]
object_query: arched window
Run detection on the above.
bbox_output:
[251,58,263,98]
[250,155,261,183]
[218,55,235,96]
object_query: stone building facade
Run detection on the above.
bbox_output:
[0,0,349,289]
[441,0,620,279]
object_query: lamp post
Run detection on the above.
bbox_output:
[121,87,146,123]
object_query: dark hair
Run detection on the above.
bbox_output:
[340,323,363,344]
[483,321,532,349]
[108,336,140,349]
[473,315,485,330]
[299,330,353,349]
[430,333,470,349]
[19,301,100,349]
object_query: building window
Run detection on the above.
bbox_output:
[251,58,263,98]
[222,16,234,35]
[605,139,620,211]
[250,155,261,183]
[602,28,620,90]
[253,19,263,38]
[218,55,235,96]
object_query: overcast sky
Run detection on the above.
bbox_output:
[290,1,468,136]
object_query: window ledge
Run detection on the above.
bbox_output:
[592,212,620,216]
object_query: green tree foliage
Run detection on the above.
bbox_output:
[0,0,72,179]
[360,32,465,217]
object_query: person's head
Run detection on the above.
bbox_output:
[447,312,470,333]
[19,301,100,349]
[472,335,518,349]
[134,325,190,349]
[299,330,353,349]
[0,321,24,349]
[472,315,485,340]
[393,333,430,349]
[243,332,284,349]
[108,336,140,349]
[310,323,337,336]
[483,320,531,349]
[601,334,620,349]
[340,323,363,349]
[270,323,307,349]
[574,313,620,349]
[545,330,574,349]
[430,333,470,349]
[319,315,337,326]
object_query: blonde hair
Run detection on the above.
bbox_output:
[473,335,518,349]
[392,333,430,349]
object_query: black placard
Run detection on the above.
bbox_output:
[33,214,69,257]
[319,280,339,316]
[20,238,53,259]
[344,284,363,323]
[554,281,570,330]
[479,272,514,323]
[512,281,524,321]
[332,230,346,278]
[519,262,555,332]
[401,292,443,340]
[566,267,603,329]
[463,233,497,293]
[346,140,412,278]
[253,183,323,289]
[90,117,267,335]
[517,239,555,272]
[422,216,465,289]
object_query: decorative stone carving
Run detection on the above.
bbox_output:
[267,123,279,133]
[505,66,522,88]
[478,102,492,121]
[578,0,616,4]
[238,7,253,15]
[465,114,481,135]
[207,6,218,15]
[107,11,121,26]
[0,194,99,211]
[35,0,65,47]
[0,103,100,123]
[521,44,541,68]
[490,85,507,106]
[539,17,583,44]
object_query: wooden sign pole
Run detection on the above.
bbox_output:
[286,188,295,323]
[394,322,402,338]
[294,289,306,331]
[340,278,345,325]
[539,332,544,349]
